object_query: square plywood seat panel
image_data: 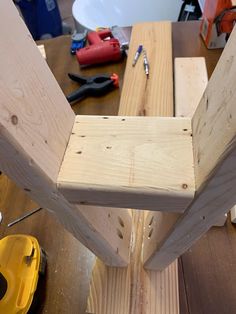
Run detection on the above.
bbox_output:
[57,115,195,212]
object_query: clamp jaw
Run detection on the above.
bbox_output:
[66,73,119,104]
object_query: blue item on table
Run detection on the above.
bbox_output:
[70,30,87,54]
[15,0,62,40]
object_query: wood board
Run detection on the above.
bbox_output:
[0,0,131,267]
[58,115,195,212]
[142,57,209,270]
[192,29,236,191]
[174,57,227,228]
[175,57,208,117]
[87,21,179,314]
[144,27,236,270]
[119,22,173,116]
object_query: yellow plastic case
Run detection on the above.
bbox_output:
[0,235,44,313]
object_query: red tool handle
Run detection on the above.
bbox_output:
[76,39,122,66]
[87,29,112,44]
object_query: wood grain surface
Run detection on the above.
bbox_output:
[58,115,194,212]
[143,57,208,270]
[192,27,236,190]
[143,57,209,271]
[119,22,173,116]
[175,57,208,117]
[0,0,131,268]
[144,27,236,270]
[174,57,227,227]
[87,22,179,314]
[0,1,74,182]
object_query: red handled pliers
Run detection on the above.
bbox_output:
[66,73,119,104]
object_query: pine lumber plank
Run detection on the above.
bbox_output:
[144,28,236,270]
[0,4,74,183]
[0,0,131,267]
[143,56,228,268]
[87,254,131,314]
[58,115,194,212]
[119,22,173,116]
[87,22,179,314]
[143,57,208,268]
[87,217,179,314]
[192,29,236,191]
[175,57,208,117]
[175,57,227,227]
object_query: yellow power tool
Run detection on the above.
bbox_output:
[0,235,46,313]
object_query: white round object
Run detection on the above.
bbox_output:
[72,0,182,31]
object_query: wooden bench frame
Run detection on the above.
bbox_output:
[1,2,236,311]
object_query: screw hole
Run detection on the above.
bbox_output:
[76,151,82,154]
[148,228,153,239]
[103,117,109,119]
[117,229,123,239]
[206,98,209,110]
[118,216,125,228]
[121,118,126,121]
[24,188,31,192]
[182,183,188,189]
[106,146,112,149]
[149,216,154,227]
[183,128,188,131]
[11,115,18,125]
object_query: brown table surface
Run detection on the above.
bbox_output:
[1,21,236,314]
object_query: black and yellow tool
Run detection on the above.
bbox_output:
[0,235,46,313]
